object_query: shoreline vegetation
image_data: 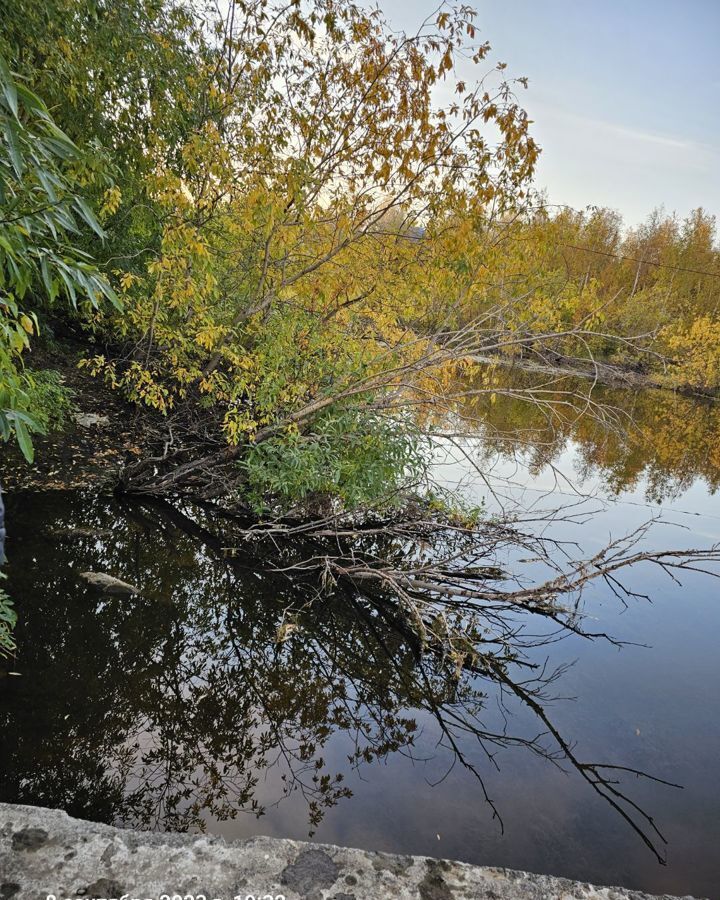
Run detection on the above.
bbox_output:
[1,0,720,868]
[474,351,714,397]
[4,338,720,497]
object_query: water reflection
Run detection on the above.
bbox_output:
[3,370,720,896]
[458,367,720,502]
[0,490,663,846]
[0,492,401,830]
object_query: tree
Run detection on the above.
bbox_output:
[0,53,116,459]
[0,0,210,269]
[2,2,720,864]
[57,0,539,504]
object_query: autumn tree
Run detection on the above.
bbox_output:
[3,2,720,858]
[45,0,540,504]
[3,0,719,506]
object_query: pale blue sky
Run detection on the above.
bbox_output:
[380,0,720,225]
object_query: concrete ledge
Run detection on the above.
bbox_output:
[0,804,698,900]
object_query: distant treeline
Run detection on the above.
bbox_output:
[468,205,720,390]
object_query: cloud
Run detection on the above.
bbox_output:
[565,113,706,155]
[599,121,697,152]
[531,102,718,174]
[523,99,720,224]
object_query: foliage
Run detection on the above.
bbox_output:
[87,0,536,426]
[3,0,719,514]
[23,369,76,432]
[0,576,16,657]
[664,316,720,391]
[19,0,538,505]
[242,409,428,514]
[1,3,720,863]
[0,53,115,461]
[0,0,211,270]
[459,204,720,381]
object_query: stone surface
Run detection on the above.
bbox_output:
[0,804,701,900]
[72,414,110,429]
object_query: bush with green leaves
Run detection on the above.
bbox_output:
[24,368,75,432]
[242,410,429,515]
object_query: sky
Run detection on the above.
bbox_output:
[379,0,720,226]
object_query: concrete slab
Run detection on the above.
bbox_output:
[0,804,700,900]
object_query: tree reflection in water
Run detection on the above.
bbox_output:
[0,488,709,865]
[455,366,720,503]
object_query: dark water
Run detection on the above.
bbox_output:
[2,374,720,898]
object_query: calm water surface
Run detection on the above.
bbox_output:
[1,373,720,898]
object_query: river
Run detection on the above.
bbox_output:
[1,369,719,898]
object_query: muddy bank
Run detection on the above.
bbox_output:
[0,343,144,492]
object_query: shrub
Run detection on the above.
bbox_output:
[242,410,428,515]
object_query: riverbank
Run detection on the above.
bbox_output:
[0,804,702,900]
[471,353,714,398]
[3,328,716,497]
[0,341,144,492]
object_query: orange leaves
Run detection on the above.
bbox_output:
[438,47,454,78]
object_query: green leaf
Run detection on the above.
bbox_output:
[40,256,53,297]
[0,55,18,119]
[14,417,34,463]
[15,82,49,117]
[73,197,105,239]
[2,119,24,176]
[57,266,78,307]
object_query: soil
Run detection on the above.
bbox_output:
[0,340,145,492]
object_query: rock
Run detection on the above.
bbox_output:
[0,884,21,900]
[79,572,139,595]
[0,803,703,900]
[281,848,340,894]
[10,828,48,852]
[73,413,110,428]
